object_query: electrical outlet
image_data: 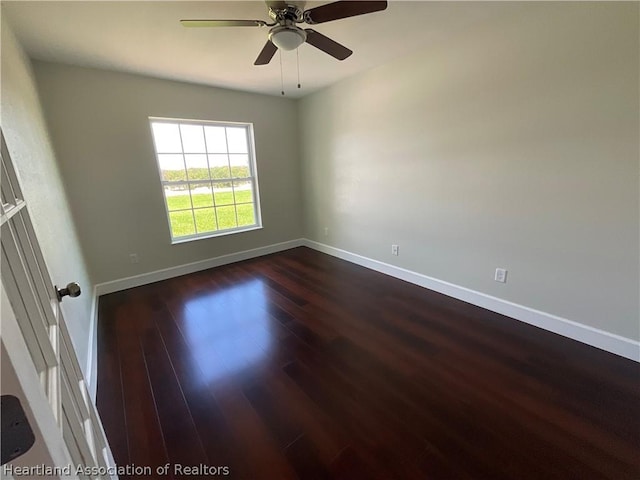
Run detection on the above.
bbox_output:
[324,227,329,236]
[129,253,139,264]
[392,244,399,256]
[495,268,507,283]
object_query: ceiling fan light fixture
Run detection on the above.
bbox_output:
[182,1,389,65]
[269,26,307,51]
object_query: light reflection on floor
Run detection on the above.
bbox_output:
[182,278,272,384]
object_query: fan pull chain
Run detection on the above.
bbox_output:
[279,50,285,96]
[296,48,301,89]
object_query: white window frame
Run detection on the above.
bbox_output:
[149,117,263,244]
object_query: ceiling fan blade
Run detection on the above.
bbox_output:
[180,19,268,28]
[254,40,278,65]
[304,29,352,60]
[303,1,387,25]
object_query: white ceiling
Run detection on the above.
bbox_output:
[4,1,508,98]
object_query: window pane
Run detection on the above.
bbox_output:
[194,208,217,233]
[185,154,209,180]
[204,126,227,153]
[213,183,234,206]
[229,154,250,177]
[151,123,182,153]
[226,127,248,153]
[216,205,238,229]
[236,203,255,227]
[169,210,195,237]
[233,180,253,204]
[158,154,186,181]
[208,154,231,179]
[164,185,191,211]
[180,124,206,153]
[151,119,260,241]
[190,184,214,208]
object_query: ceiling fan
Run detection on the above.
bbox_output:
[181,1,388,65]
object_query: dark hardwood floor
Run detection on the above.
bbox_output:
[97,247,640,479]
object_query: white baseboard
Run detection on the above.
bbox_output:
[87,237,638,368]
[303,239,640,362]
[94,238,305,297]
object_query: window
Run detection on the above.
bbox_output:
[149,118,262,243]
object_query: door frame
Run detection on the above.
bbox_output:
[1,129,116,479]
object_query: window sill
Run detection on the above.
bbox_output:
[170,225,263,245]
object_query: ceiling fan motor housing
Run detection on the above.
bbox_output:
[268,4,304,23]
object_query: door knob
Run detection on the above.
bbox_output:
[56,282,81,301]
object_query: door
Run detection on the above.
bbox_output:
[0,130,116,479]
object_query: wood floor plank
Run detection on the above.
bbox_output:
[285,434,331,480]
[213,384,299,480]
[151,304,253,479]
[113,301,172,478]
[243,380,304,450]
[97,247,640,479]
[328,446,380,480]
[95,294,129,466]
[138,320,210,471]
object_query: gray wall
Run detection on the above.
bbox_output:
[299,2,639,340]
[1,19,94,373]
[11,2,639,351]
[33,62,303,284]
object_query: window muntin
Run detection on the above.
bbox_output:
[150,118,261,242]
